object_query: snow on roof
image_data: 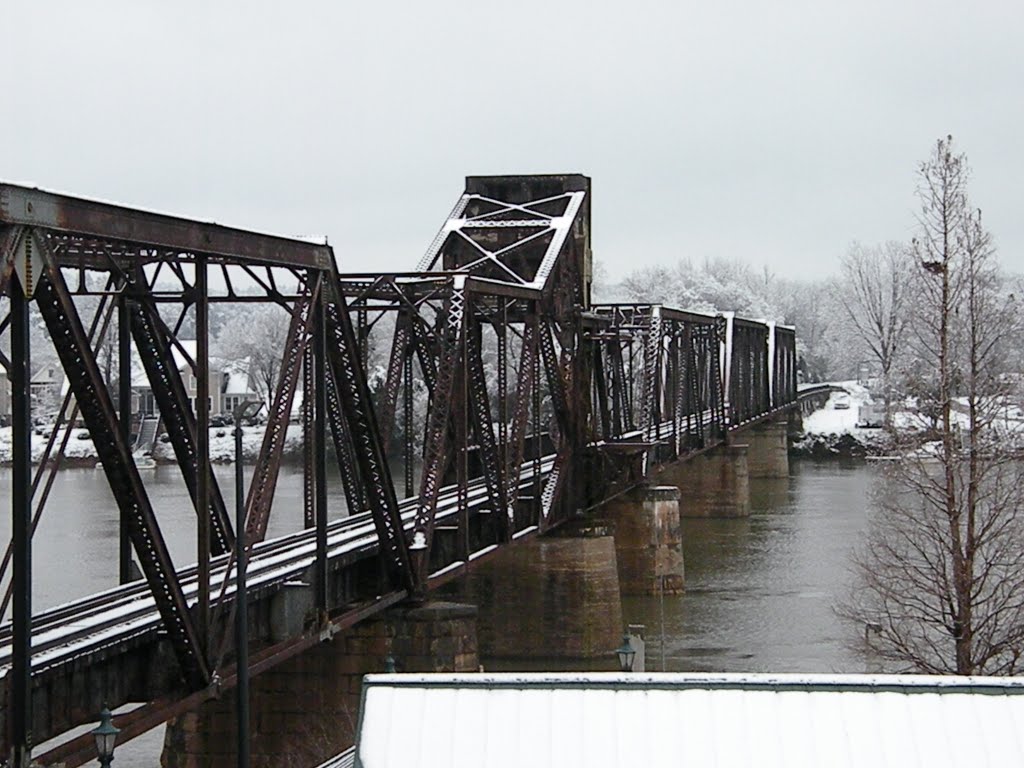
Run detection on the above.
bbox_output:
[223,360,255,395]
[317,746,355,768]
[354,672,1024,768]
[131,340,242,388]
[30,366,61,385]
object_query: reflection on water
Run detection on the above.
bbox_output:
[623,460,876,674]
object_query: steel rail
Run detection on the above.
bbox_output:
[0,457,556,675]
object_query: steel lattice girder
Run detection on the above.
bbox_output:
[417,175,591,298]
[410,279,466,589]
[0,177,804,763]
[0,183,334,270]
[244,284,318,543]
[126,276,234,555]
[465,320,509,539]
[729,319,770,425]
[34,241,210,690]
[323,291,413,592]
[325,372,371,516]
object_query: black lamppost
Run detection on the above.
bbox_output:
[615,635,636,672]
[234,400,262,768]
[91,707,120,767]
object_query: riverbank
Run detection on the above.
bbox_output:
[791,381,1024,459]
[0,424,303,466]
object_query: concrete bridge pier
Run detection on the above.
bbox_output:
[744,419,791,479]
[161,602,478,768]
[657,444,751,518]
[444,531,624,666]
[590,485,685,595]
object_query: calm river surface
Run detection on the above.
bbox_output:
[624,460,875,674]
[2,458,876,764]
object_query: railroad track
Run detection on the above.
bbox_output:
[0,456,555,677]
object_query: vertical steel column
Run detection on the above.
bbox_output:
[234,411,250,768]
[357,308,368,369]
[196,257,211,656]
[456,321,470,561]
[10,272,32,768]
[302,343,315,529]
[314,294,328,613]
[496,312,508,476]
[118,294,133,584]
[402,352,414,499]
[532,338,542,514]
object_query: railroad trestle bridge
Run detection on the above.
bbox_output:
[0,175,802,766]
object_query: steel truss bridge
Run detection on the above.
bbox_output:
[0,175,796,766]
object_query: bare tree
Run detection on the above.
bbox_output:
[842,137,1024,675]
[831,241,913,426]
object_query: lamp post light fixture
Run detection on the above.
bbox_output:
[615,635,636,672]
[92,706,120,767]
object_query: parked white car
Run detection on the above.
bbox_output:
[833,394,851,410]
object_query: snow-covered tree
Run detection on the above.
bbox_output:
[830,241,914,425]
[214,304,292,406]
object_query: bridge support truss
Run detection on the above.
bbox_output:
[0,175,798,765]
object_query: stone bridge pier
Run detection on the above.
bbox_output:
[161,602,479,768]
[443,485,686,669]
[743,419,791,479]
[652,419,792,520]
[657,444,751,518]
[443,531,624,667]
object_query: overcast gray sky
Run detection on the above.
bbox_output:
[4,1,1021,283]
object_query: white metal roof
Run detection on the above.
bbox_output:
[317,746,355,768]
[354,672,1024,768]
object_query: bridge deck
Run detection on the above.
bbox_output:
[0,402,798,680]
[0,457,555,678]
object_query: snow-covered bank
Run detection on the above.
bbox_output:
[792,381,1024,459]
[0,425,304,466]
[792,382,898,459]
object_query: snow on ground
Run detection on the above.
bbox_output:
[802,382,869,435]
[799,381,1024,459]
[0,425,302,465]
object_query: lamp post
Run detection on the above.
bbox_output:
[614,635,636,672]
[91,707,120,767]
[234,400,262,768]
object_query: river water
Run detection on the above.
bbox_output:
[625,460,874,674]
[2,458,876,763]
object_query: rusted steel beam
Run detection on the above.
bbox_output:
[503,315,538,526]
[411,280,466,590]
[324,289,412,592]
[127,279,233,555]
[465,320,508,541]
[34,244,210,690]
[377,311,414,448]
[325,373,369,515]
[244,284,317,542]
[313,295,329,614]
[8,263,31,766]
[0,183,334,269]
